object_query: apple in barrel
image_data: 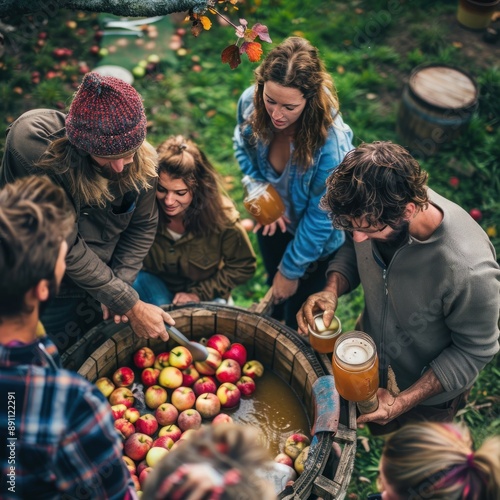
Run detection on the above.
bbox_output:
[124,432,153,461]
[112,366,135,387]
[171,386,196,411]
[222,343,247,367]
[158,366,183,389]
[144,385,168,410]
[169,346,193,370]
[216,382,241,408]
[177,409,202,431]
[135,414,159,436]
[133,346,156,369]
[195,392,221,419]
[158,424,182,442]
[141,367,160,387]
[194,347,222,375]
[155,403,178,426]
[95,376,115,398]
[109,387,135,408]
[206,334,231,355]
[215,359,241,384]
[193,376,218,396]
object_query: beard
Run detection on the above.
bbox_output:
[385,220,410,246]
[89,157,135,182]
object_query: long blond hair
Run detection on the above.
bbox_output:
[249,36,339,170]
[381,422,500,500]
[35,138,158,207]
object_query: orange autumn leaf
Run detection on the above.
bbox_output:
[241,41,263,62]
[200,16,212,30]
[221,44,242,69]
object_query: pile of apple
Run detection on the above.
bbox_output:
[94,334,265,493]
[274,433,311,477]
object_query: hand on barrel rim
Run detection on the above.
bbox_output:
[296,291,339,335]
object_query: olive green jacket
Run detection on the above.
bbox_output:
[143,202,256,301]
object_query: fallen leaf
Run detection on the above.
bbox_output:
[452,41,463,48]
[337,65,345,74]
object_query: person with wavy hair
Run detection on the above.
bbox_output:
[0,72,175,355]
[374,422,500,500]
[0,176,135,499]
[134,135,256,306]
[298,141,499,435]
[234,36,354,328]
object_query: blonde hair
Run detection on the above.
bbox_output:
[36,138,158,207]
[249,36,339,170]
[381,422,500,500]
[142,424,275,500]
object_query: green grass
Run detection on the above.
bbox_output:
[1,1,499,496]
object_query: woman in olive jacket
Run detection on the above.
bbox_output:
[134,136,256,306]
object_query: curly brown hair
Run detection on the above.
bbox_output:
[321,141,429,229]
[0,176,74,317]
[156,136,234,236]
[249,36,340,170]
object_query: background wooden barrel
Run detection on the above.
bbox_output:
[457,0,500,30]
[62,303,357,500]
[396,64,478,158]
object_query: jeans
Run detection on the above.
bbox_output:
[133,271,174,307]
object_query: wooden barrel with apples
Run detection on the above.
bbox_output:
[62,300,357,499]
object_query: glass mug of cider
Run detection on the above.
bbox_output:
[242,175,285,226]
[332,331,379,414]
[308,313,342,354]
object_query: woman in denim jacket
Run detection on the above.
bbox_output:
[234,36,354,328]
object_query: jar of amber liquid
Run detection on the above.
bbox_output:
[242,175,285,226]
[332,331,379,414]
[308,313,342,354]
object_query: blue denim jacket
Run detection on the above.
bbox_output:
[233,85,354,279]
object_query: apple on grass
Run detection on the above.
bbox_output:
[192,376,218,396]
[212,413,233,425]
[135,414,158,436]
[169,346,193,370]
[215,358,241,384]
[171,386,196,411]
[206,334,231,355]
[158,366,183,389]
[181,365,200,387]
[109,387,135,408]
[123,407,140,424]
[195,392,221,419]
[155,403,178,426]
[133,346,156,369]
[194,347,222,376]
[216,382,241,409]
[123,455,136,475]
[124,432,153,461]
[114,418,135,439]
[144,385,168,410]
[152,435,174,450]
[242,360,264,379]
[236,376,256,396]
[95,377,115,398]
[177,409,202,431]
[222,343,247,367]
[284,433,311,460]
[141,367,160,387]
[110,403,128,420]
[112,366,135,387]
[158,424,182,442]
[154,352,170,370]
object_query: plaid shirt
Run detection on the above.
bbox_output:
[0,336,136,499]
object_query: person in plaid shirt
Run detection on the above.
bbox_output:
[0,176,136,499]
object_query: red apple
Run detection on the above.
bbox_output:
[155,403,179,426]
[206,334,231,355]
[275,453,294,467]
[195,393,221,419]
[236,375,256,396]
[135,414,158,436]
[136,459,149,477]
[123,407,140,424]
[109,387,135,408]
[192,376,218,396]
[158,366,183,389]
[449,176,460,188]
[284,433,311,460]
[176,28,186,36]
[169,346,193,370]
[242,360,264,379]
[222,343,247,367]
[146,446,169,467]
[124,433,153,462]
[89,45,100,55]
[216,382,241,409]
[212,413,234,425]
[95,376,115,398]
[177,409,202,431]
[181,365,200,387]
[171,386,196,411]
[194,347,222,375]
[112,366,135,387]
[139,466,153,488]
[469,208,483,222]
[114,418,135,439]
[215,358,241,384]
[130,474,141,491]
[144,385,168,410]
[133,346,156,369]
[154,352,170,370]
[179,428,198,441]
[152,435,174,450]
[110,403,128,420]
[141,367,160,387]
[158,424,182,442]
[123,455,136,475]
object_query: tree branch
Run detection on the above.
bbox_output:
[0,0,209,18]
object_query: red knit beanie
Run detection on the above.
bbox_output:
[66,72,147,157]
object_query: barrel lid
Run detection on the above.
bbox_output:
[409,64,478,111]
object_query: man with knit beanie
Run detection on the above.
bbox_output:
[0,72,174,355]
